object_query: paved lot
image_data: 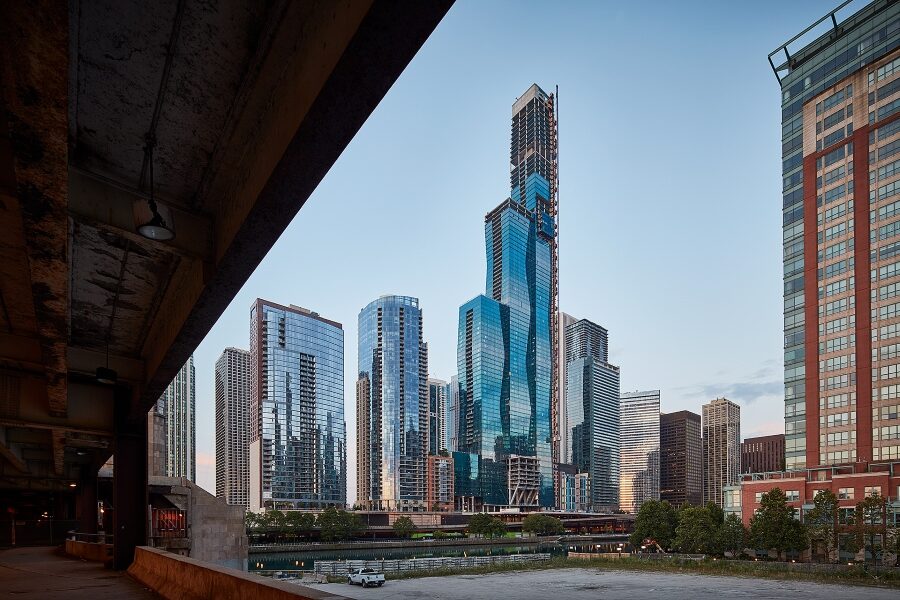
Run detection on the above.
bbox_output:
[0,546,157,599]
[305,567,898,600]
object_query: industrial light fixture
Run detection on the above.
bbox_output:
[68,483,77,488]
[95,342,117,386]
[134,135,174,241]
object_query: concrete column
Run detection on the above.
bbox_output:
[75,476,98,535]
[113,386,148,569]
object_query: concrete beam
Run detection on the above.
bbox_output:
[0,437,28,473]
[67,345,145,383]
[68,168,214,262]
[0,0,69,418]
[139,0,454,410]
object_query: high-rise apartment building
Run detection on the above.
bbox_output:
[152,355,195,481]
[619,390,660,513]
[249,300,346,510]
[564,319,620,512]
[215,347,251,506]
[557,311,577,465]
[427,377,447,455]
[454,84,558,509]
[659,411,702,507]
[357,295,428,511]
[741,434,785,474]
[425,454,454,511]
[702,397,740,507]
[446,375,459,453]
[774,0,900,471]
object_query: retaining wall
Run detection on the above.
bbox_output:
[128,546,348,600]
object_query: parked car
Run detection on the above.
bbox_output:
[347,568,385,588]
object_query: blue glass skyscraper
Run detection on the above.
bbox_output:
[357,295,428,511]
[455,84,557,508]
[249,300,346,510]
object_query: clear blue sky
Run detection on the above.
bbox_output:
[190,0,847,495]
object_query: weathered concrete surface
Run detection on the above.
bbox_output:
[306,567,899,600]
[128,546,348,600]
[64,539,112,562]
[0,546,156,599]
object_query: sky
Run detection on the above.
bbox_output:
[189,0,855,496]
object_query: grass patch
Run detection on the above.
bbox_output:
[325,556,900,589]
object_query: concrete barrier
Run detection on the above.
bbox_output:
[64,539,112,562]
[128,546,348,600]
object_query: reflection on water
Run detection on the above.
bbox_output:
[249,543,567,573]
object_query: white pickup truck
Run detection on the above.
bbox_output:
[347,568,385,588]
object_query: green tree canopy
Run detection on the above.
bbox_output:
[392,516,415,539]
[719,513,747,557]
[705,501,724,526]
[468,513,494,537]
[522,514,565,536]
[487,517,507,538]
[749,488,807,558]
[850,494,887,565]
[805,490,839,562]
[629,500,678,550]
[674,506,719,554]
[317,507,364,542]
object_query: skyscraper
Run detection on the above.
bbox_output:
[564,319,620,512]
[357,295,428,511]
[557,311,577,466]
[249,300,346,510]
[446,375,460,453]
[153,355,195,481]
[455,84,558,509]
[427,377,448,455]
[660,410,702,507]
[741,434,785,474]
[619,390,660,513]
[702,397,740,507]
[215,347,251,506]
[774,0,900,472]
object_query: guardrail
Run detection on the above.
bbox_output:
[67,531,114,544]
[250,536,545,553]
[314,552,552,576]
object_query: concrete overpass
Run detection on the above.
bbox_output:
[0,0,452,569]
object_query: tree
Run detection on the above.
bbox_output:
[805,490,838,562]
[719,513,747,558]
[522,514,565,536]
[749,488,807,559]
[674,506,719,555]
[706,502,725,527]
[467,513,494,537]
[393,516,415,539]
[487,517,507,538]
[317,507,364,542]
[244,511,260,531]
[286,511,317,539]
[849,494,887,567]
[629,500,678,550]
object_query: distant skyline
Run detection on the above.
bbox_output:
[190,0,838,496]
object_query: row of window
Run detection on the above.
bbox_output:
[819,391,855,409]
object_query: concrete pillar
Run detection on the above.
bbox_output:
[75,476,98,535]
[113,386,148,569]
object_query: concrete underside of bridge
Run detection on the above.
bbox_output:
[0,0,452,569]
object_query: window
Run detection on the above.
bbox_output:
[873,57,900,83]
[824,222,847,242]
[823,108,846,130]
[754,492,763,504]
[823,88,845,112]
[878,200,900,221]
[879,179,900,201]
[865,486,882,498]
[878,98,900,121]
[877,158,900,183]
[838,487,854,500]
[825,164,846,185]
[785,490,800,501]
[879,261,900,281]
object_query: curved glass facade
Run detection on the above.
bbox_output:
[454,84,556,508]
[357,295,428,510]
